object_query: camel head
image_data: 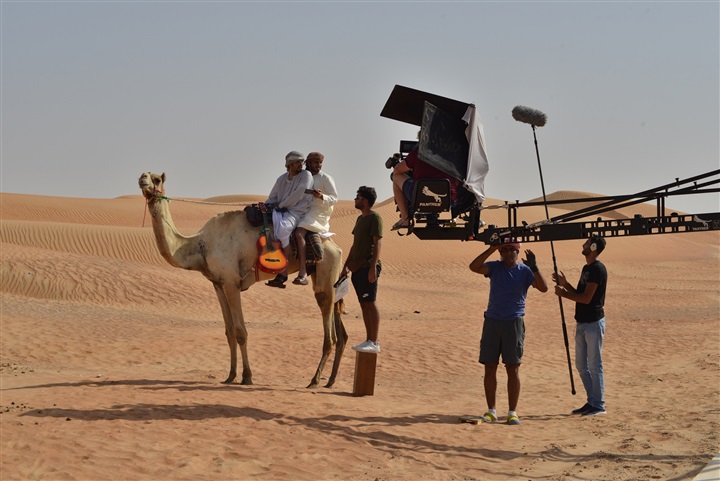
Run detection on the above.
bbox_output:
[138,172,167,201]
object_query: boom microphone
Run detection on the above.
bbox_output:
[512,105,548,127]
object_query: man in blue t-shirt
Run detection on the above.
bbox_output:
[469,238,548,425]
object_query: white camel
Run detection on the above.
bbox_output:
[138,172,347,388]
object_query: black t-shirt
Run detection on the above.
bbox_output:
[574,260,607,323]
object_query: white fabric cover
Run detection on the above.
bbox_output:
[462,106,490,204]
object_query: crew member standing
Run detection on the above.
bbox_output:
[469,239,548,425]
[553,236,608,417]
[342,186,383,354]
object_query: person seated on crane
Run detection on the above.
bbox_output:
[390,147,458,231]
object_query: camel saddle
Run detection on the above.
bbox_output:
[244,204,266,227]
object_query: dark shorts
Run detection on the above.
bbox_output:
[402,178,415,201]
[351,264,381,303]
[478,315,525,365]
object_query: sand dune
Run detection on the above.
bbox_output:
[1,189,718,481]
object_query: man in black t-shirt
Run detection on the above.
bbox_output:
[553,236,608,417]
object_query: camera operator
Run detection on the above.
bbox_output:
[389,146,459,231]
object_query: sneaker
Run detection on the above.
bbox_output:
[572,403,592,415]
[507,413,521,425]
[481,411,497,423]
[581,406,606,416]
[352,340,380,353]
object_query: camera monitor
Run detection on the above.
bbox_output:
[399,140,418,155]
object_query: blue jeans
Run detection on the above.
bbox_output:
[575,318,605,410]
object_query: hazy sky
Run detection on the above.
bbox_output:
[3,1,719,216]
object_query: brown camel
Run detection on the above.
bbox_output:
[138,172,347,388]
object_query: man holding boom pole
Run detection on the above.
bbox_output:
[553,236,608,417]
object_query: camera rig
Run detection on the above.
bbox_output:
[385,140,418,170]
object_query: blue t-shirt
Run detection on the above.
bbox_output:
[484,261,536,320]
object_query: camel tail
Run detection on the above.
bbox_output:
[334,298,344,315]
[333,297,348,353]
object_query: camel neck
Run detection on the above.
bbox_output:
[148,200,199,270]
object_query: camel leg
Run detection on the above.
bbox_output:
[325,299,348,388]
[213,283,238,384]
[307,290,336,388]
[222,284,253,385]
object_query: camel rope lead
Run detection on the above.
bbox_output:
[141,194,251,227]
[142,198,149,228]
[157,196,253,207]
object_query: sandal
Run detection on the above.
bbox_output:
[481,411,497,423]
[292,276,308,286]
[266,274,287,288]
[391,220,409,231]
[507,413,521,425]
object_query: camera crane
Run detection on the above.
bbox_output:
[380,85,720,245]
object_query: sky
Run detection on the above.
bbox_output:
[2,1,719,217]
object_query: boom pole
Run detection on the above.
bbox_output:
[530,125,576,396]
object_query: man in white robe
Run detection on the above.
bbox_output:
[264,151,313,288]
[292,152,338,285]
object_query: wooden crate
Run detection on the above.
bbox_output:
[353,351,377,396]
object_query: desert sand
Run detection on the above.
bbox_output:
[1,185,718,481]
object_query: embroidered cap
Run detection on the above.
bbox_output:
[306,152,324,162]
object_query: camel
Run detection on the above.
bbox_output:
[138,172,348,388]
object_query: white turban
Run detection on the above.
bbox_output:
[285,151,305,166]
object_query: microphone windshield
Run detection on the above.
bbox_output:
[512,105,548,127]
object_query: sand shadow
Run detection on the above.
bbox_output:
[2,378,274,392]
[19,401,712,479]
[9,379,714,479]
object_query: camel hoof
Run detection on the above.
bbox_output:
[240,377,253,385]
[306,381,319,389]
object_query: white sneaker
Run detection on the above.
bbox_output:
[352,340,380,353]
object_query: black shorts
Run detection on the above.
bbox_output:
[351,264,381,303]
[478,315,525,365]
